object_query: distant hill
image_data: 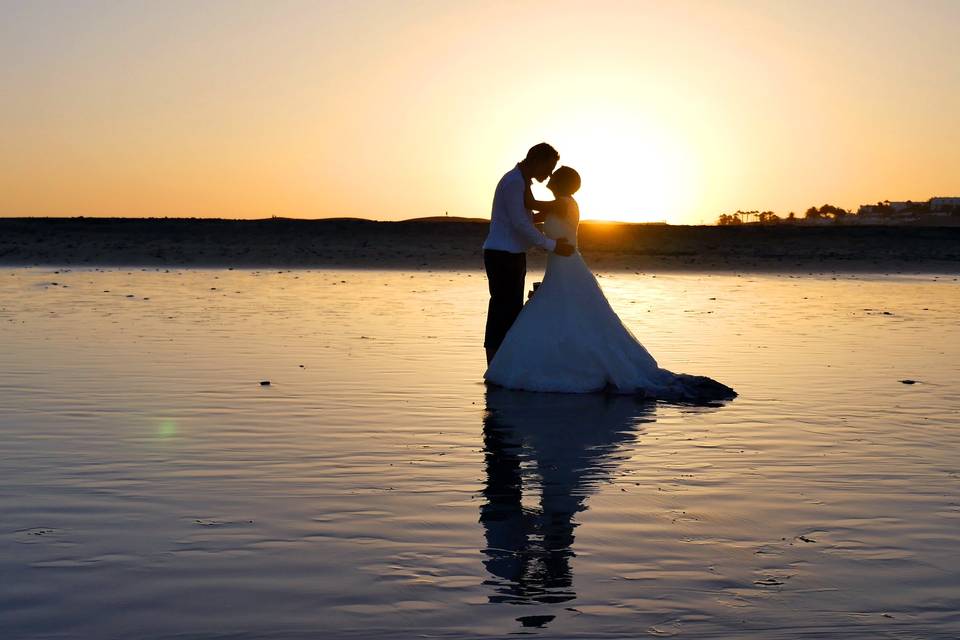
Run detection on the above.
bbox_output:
[403,216,487,223]
[1,216,959,272]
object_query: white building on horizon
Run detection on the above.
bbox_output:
[930,197,960,213]
[857,197,960,219]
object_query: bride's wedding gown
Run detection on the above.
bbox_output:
[484,198,735,402]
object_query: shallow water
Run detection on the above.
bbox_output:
[1,267,958,639]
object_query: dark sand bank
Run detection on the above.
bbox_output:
[2,217,959,272]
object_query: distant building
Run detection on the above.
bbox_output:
[930,197,960,213]
[855,197,959,224]
[855,202,914,220]
[851,211,884,224]
[887,201,914,212]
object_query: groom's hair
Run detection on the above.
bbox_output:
[525,143,560,164]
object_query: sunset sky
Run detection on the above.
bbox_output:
[1,0,958,224]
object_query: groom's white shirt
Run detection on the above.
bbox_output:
[482,166,557,254]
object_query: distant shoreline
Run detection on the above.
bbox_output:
[1,217,959,273]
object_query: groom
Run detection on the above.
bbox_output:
[483,143,575,365]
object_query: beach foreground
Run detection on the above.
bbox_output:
[2,217,960,272]
[1,267,958,639]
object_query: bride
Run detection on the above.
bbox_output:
[484,166,736,403]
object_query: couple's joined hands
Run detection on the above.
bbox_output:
[554,238,575,257]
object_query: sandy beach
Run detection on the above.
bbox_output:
[2,217,959,272]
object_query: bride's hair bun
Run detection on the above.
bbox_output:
[551,166,581,195]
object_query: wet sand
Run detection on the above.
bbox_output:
[2,217,959,272]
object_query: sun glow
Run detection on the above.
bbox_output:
[0,2,957,223]
[531,111,701,224]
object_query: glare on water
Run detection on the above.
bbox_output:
[1,267,958,639]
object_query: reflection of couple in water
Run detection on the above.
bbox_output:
[479,387,657,618]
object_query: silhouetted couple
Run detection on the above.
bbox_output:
[481,143,735,403]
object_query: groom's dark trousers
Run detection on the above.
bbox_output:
[484,249,526,354]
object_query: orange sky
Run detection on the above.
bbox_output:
[1,0,958,224]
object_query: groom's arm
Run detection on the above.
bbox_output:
[506,177,556,252]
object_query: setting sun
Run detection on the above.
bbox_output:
[529,108,700,223]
